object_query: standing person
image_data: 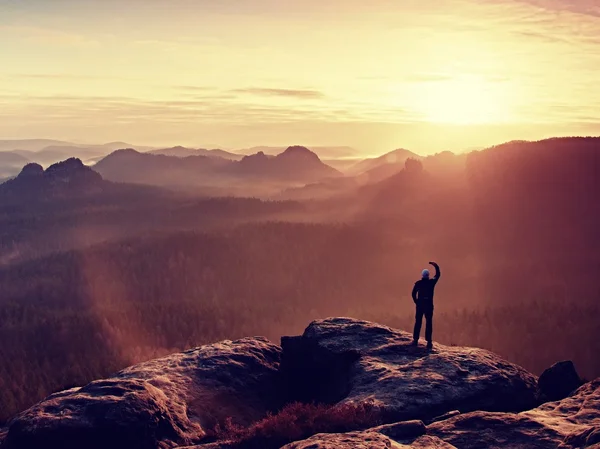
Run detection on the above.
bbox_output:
[411,262,441,349]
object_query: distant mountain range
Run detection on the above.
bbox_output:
[92,145,341,196]
[236,145,361,159]
[0,141,462,201]
[0,139,151,153]
[0,152,30,179]
[9,137,594,203]
[148,146,243,161]
[0,140,156,176]
[0,141,364,181]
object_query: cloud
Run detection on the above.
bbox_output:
[0,25,99,47]
[232,87,326,99]
[3,73,126,81]
[509,0,600,18]
[0,91,420,127]
[514,31,572,45]
[171,85,216,93]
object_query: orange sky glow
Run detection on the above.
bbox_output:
[1,0,600,155]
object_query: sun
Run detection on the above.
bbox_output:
[413,75,510,125]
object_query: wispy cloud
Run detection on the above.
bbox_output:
[509,0,600,18]
[514,31,572,45]
[0,92,418,126]
[0,25,99,47]
[4,73,125,81]
[232,88,326,99]
[171,85,217,93]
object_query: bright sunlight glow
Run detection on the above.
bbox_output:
[413,75,512,125]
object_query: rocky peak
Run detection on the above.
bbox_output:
[107,148,140,158]
[17,163,44,178]
[241,150,269,162]
[277,146,320,162]
[46,157,84,175]
[45,157,102,184]
[238,151,271,171]
[0,158,104,198]
[281,318,539,421]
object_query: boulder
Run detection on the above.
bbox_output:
[539,360,582,402]
[427,379,600,449]
[4,337,282,449]
[281,318,539,423]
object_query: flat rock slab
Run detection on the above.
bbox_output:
[282,318,539,422]
[4,337,282,449]
[428,379,600,449]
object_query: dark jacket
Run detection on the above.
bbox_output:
[412,263,441,305]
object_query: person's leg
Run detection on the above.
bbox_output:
[425,306,434,347]
[413,306,424,343]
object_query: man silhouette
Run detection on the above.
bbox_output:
[411,261,441,349]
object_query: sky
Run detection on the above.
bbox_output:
[1,0,600,155]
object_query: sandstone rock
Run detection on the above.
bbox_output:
[4,337,282,449]
[408,436,457,448]
[7,318,584,449]
[280,432,455,449]
[370,420,426,441]
[427,410,460,425]
[281,318,539,423]
[539,360,582,402]
[428,379,600,449]
[281,380,600,449]
[280,431,404,449]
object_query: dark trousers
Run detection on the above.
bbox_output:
[413,302,434,343]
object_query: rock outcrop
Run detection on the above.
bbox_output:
[236,146,340,181]
[4,318,597,449]
[279,380,600,449]
[427,379,600,448]
[16,163,44,178]
[280,432,455,449]
[281,318,539,423]
[538,360,582,402]
[0,158,104,198]
[3,338,282,449]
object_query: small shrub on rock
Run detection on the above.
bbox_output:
[210,401,383,449]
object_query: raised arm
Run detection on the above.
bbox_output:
[429,262,441,281]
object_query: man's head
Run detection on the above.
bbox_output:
[422,269,430,279]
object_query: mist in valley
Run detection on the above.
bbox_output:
[1,137,599,423]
